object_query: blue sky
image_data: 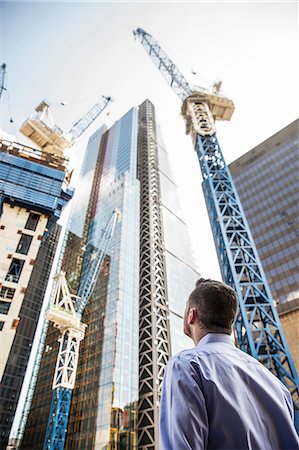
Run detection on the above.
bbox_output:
[1,1,298,279]
[2,2,298,438]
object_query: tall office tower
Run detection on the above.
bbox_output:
[229,119,299,370]
[21,100,199,450]
[0,136,73,449]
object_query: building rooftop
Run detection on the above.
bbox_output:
[0,137,73,220]
[229,118,299,170]
[0,137,68,172]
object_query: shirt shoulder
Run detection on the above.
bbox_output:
[170,340,242,365]
[169,341,272,385]
[170,346,200,364]
[169,341,291,401]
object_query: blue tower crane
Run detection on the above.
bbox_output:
[42,210,119,450]
[133,28,299,412]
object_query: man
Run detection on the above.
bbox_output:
[159,278,299,450]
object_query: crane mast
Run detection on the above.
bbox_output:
[133,28,299,408]
[43,210,119,450]
[43,273,85,450]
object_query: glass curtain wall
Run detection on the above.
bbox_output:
[66,108,140,449]
[20,101,200,450]
[156,124,200,355]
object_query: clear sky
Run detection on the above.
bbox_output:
[1,1,298,280]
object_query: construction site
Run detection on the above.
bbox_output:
[0,6,298,450]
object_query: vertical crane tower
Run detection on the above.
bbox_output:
[43,210,119,450]
[133,28,299,410]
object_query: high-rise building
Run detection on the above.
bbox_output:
[20,100,200,449]
[0,136,73,449]
[229,119,299,371]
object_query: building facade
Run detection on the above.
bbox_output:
[229,119,299,371]
[20,100,199,450]
[0,137,72,449]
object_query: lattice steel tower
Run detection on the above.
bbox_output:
[137,100,171,449]
[133,28,299,410]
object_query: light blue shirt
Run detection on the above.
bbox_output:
[159,333,299,450]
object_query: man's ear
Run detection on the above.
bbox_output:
[188,308,197,325]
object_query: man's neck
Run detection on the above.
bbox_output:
[192,328,231,346]
[192,329,208,346]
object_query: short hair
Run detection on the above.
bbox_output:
[188,278,238,332]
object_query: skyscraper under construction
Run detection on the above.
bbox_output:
[0,135,72,449]
[20,99,200,449]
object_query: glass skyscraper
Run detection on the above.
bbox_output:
[21,100,199,450]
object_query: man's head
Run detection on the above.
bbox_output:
[184,278,238,343]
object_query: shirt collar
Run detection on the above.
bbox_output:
[197,333,235,348]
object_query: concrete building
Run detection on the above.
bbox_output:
[229,119,299,371]
[20,100,200,450]
[0,136,72,449]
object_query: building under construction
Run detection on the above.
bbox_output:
[0,135,73,449]
[2,24,299,448]
[0,86,111,449]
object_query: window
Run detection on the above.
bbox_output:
[5,258,25,283]
[0,321,4,331]
[0,301,11,315]
[16,234,33,255]
[0,286,15,300]
[24,213,40,231]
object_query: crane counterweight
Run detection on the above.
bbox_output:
[20,95,112,157]
[181,91,234,141]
